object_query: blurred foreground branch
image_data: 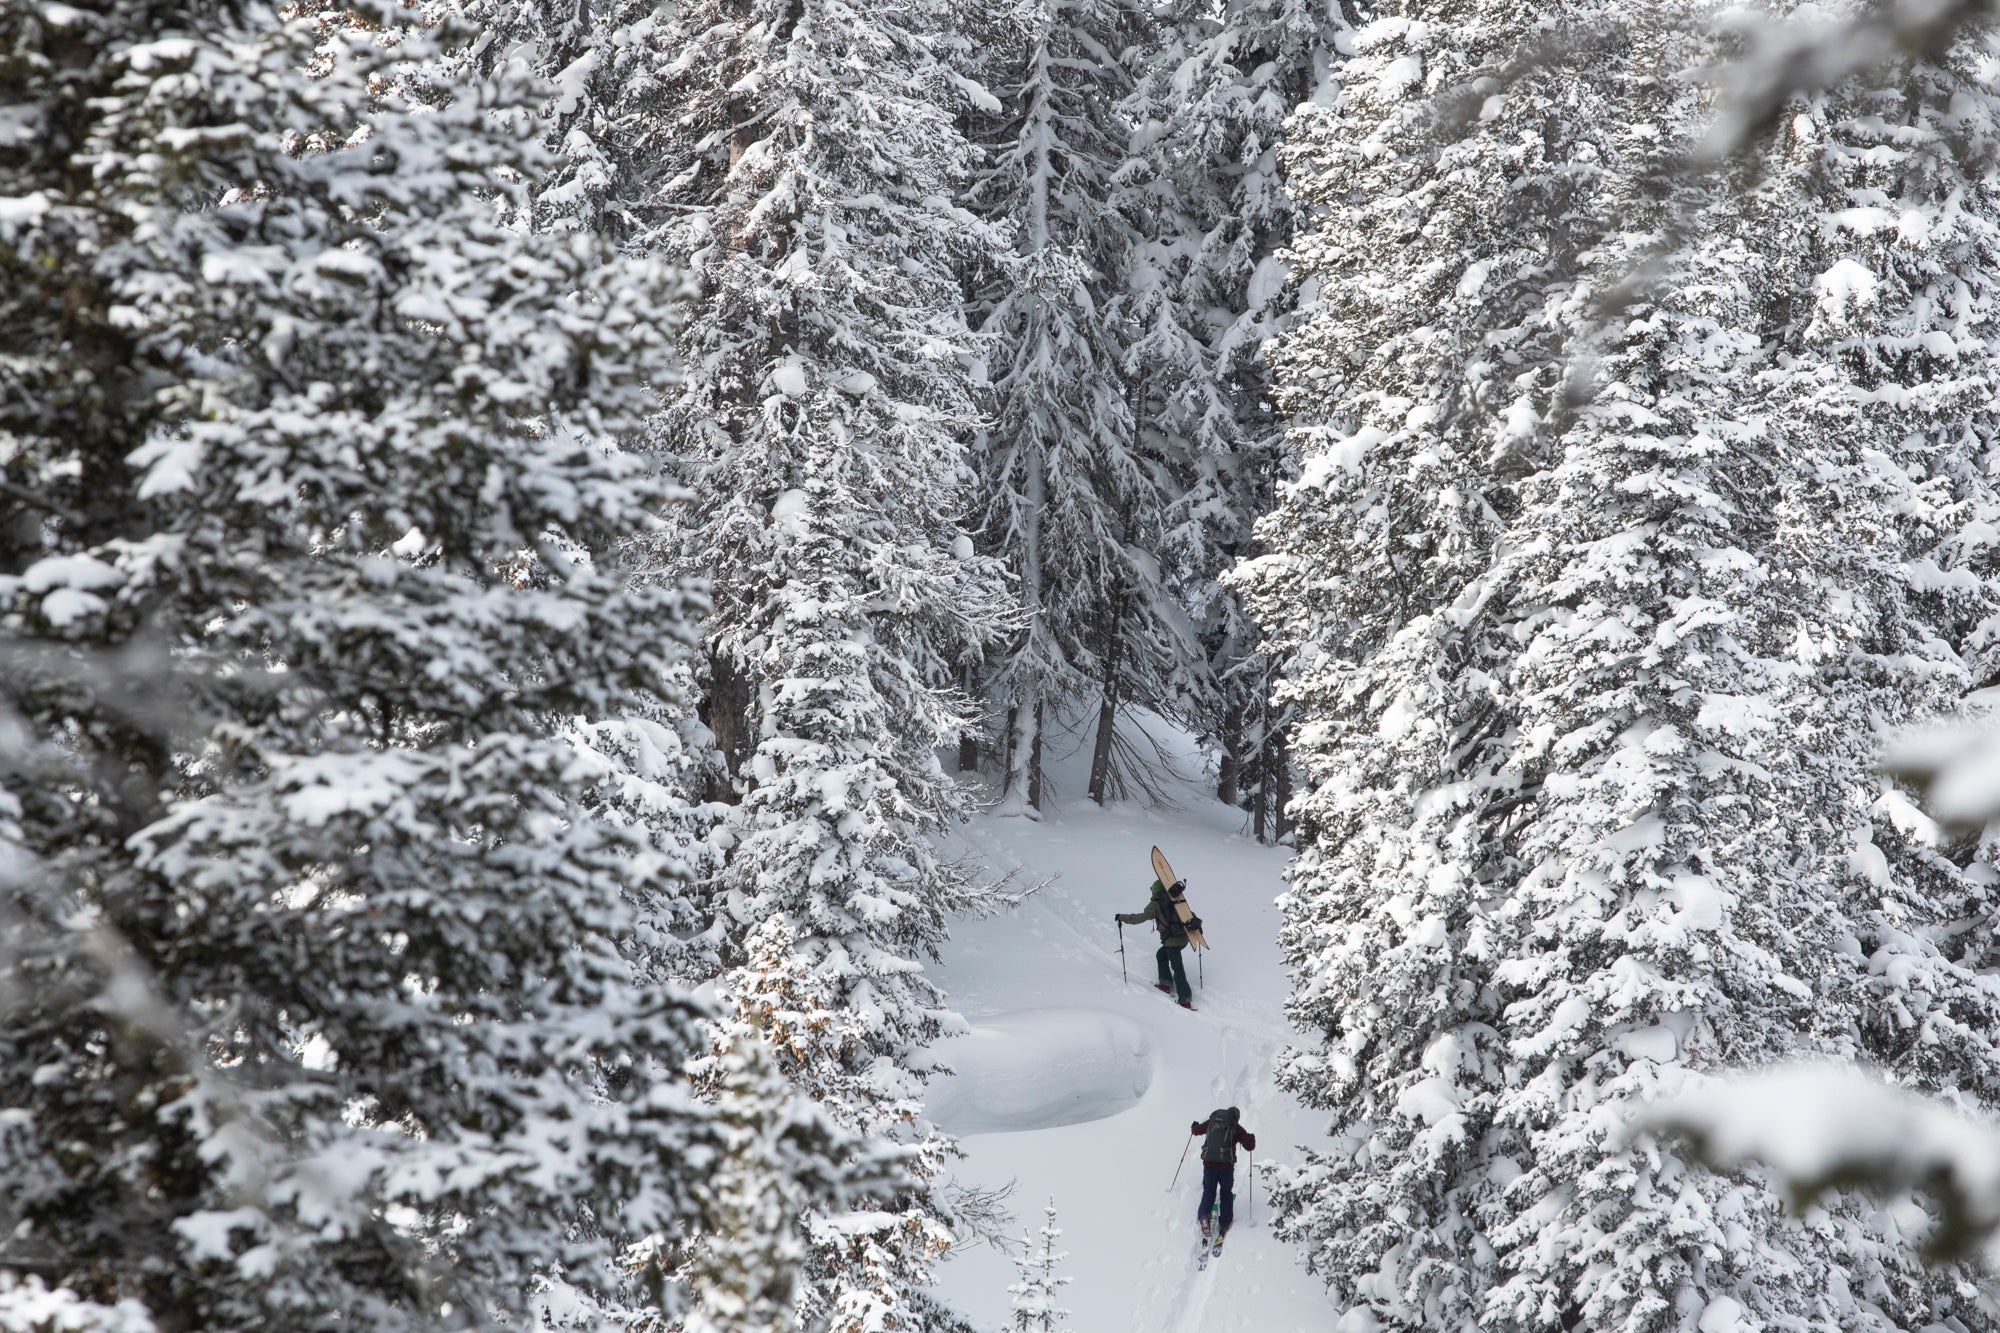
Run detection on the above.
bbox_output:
[1881,722,2000,835]
[1634,1067,2000,1263]
[1701,0,2000,162]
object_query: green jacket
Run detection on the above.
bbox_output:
[1117,880,1187,946]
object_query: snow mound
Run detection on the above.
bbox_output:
[929,1008,1153,1136]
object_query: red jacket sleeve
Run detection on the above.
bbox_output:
[1236,1127,1257,1152]
[1191,1120,1207,1136]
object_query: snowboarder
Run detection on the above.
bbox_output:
[1117,880,1195,1007]
[1190,1106,1255,1247]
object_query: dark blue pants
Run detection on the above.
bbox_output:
[1156,944,1191,1003]
[1198,1163,1235,1233]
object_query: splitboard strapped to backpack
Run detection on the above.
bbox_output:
[1150,845,1208,950]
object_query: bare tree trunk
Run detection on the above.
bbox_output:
[708,5,763,812]
[727,3,756,170]
[1272,725,1293,842]
[706,649,753,805]
[958,662,980,773]
[1003,696,1045,813]
[1249,698,1269,843]
[1028,698,1045,810]
[1088,595,1126,805]
[1001,703,1019,797]
[1217,695,1242,808]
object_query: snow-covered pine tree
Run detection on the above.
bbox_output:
[967,0,1183,811]
[456,0,607,226]
[677,999,875,1333]
[566,653,731,988]
[458,0,691,242]
[1616,13,2000,1297]
[1474,120,1873,1333]
[702,918,956,1333]
[453,0,739,920]
[1123,0,1342,836]
[631,1,1009,1326]
[1242,3,2000,1329]
[1750,20,2000,1246]
[1482,38,2000,1318]
[0,1,856,1325]
[638,0,1010,799]
[1236,3,1594,1314]
[1004,1200,1071,1333]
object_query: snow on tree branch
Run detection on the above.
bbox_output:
[1633,1067,2000,1263]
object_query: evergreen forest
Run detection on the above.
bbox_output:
[11,0,2000,1329]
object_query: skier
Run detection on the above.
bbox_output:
[1116,879,1195,1008]
[1190,1106,1255,1248]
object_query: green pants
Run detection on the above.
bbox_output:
[1157,944,1191,1003]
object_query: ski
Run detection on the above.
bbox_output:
[1195,1232,1213,1272]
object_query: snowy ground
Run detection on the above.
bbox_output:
[927,724,1338,1332]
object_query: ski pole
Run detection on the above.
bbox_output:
[1198,946,1204,990]
[1169,1132,1193,1192]
[1117,921,1127,986]
[1248,1150,1253,1225]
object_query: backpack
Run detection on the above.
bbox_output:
[1153,886,1189,943]
[1200,1108,1238,1165]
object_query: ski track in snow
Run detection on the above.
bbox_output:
[1173,1256,1220,1333]
[927,724,1336,1332]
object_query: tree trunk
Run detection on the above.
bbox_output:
[1217,696,1242,808]
[1272,726,1293,843]
[958,662,980,773]
[1088,595,1126,805]
[1002,697,1044,815]
[1249,698,1269,843]
[1028,699,1045,811]
[706,648,753,804]
[1001,703,1019,797]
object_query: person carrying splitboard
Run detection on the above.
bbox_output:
[1190,1106,1255,1258]
[1115,877,1198,1009]
[1148,845,1208,949]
